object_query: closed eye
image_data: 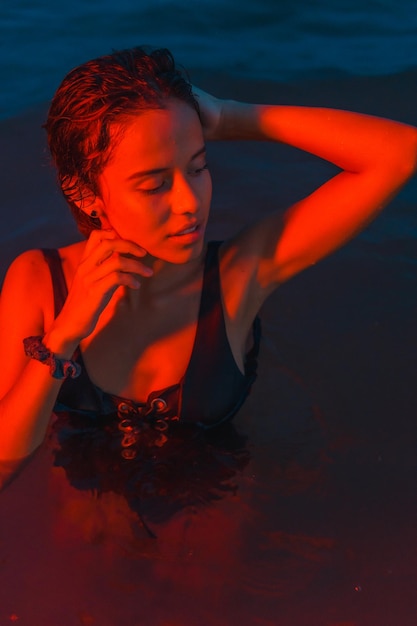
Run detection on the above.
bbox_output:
[140,182,167,195]
[138,177,171,195]
[137,163,208,195]
[190,163,209,176]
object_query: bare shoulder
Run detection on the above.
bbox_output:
[218,216,281,324]
[1,241,86,321]
[220,214,282,270]
[0,249,55,329]
[2,248,53,295]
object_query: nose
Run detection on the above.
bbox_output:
[171,174,200,215]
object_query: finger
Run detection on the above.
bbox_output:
[82,228,117,254]
[91,252,154,284]
[102,253,153,278]
[87,268,141,301]
[94,245,150,270]
[84,228,148,256]
[103,231,148,257]
[82,234,148,268]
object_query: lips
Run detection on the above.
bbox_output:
[169,222,199,237]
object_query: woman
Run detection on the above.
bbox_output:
[0,46,416,464]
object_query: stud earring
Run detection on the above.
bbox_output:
[90,210,98,218]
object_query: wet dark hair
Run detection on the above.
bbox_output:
[44,46,200,237]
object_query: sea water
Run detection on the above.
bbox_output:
[1,0,417,118]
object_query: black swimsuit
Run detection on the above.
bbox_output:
[45,241,260,429]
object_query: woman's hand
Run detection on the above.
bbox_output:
[50,229,152,348]
[193,87,259,141]
[192,86,225,141]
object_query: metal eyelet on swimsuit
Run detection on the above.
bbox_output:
[150,398,167,412]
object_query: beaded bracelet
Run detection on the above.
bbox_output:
[23,335,81,380]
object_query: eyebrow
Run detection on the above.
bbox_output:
[126,146,206,181]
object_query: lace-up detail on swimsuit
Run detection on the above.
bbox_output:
[116,394,180,458]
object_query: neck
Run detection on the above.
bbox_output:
[121,246,206,308]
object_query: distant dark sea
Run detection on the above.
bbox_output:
[1,0,417,118]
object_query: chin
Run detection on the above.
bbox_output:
[157,234,206,265]
[171,243,206,265]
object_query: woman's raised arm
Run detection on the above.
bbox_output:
[195,87,417,292]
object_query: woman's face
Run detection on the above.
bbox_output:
[93,99,212,264]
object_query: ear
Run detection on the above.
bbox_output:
[75,194,112,230]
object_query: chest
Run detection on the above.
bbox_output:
[79,284,204,402]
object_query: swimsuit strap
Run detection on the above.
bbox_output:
[41,248,68,318]
[190,240,229,374]
[181,240,259,425]
[197,242,261,369]
[198,240,223,321]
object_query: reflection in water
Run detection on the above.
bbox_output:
[0,378,345,625]
[0,357,340,626]
[50,410,251,537]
